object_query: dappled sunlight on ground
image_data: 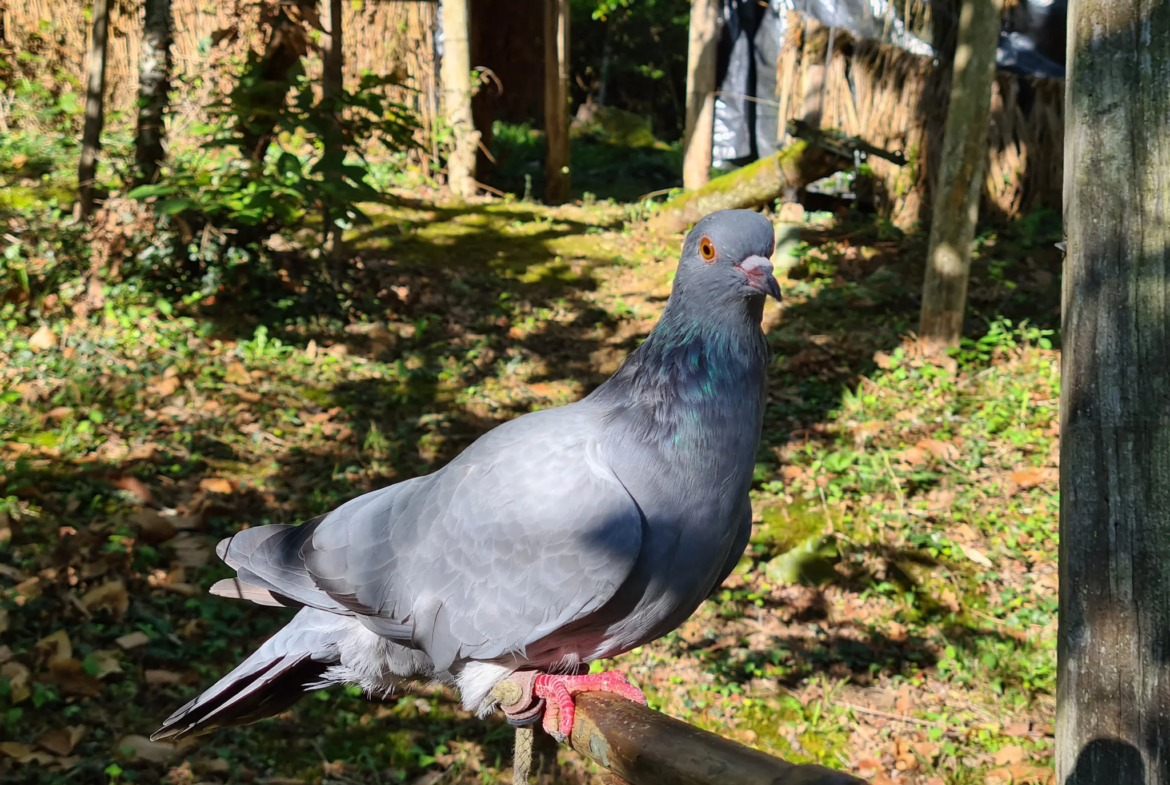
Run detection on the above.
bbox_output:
[0,199,1061,784]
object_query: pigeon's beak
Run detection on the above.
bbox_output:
[737,255,782,301]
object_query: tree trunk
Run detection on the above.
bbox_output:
[78,0,110,219]
[682,0,718,189]
[916,0,1002,354]
[441,0,478,199]
[650,139,852,234]
[135,0,171,186]
[1056,2,1170,784]
[543,0,570,204]
[321,0,343,101]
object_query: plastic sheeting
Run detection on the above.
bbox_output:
[712,0,1067,168]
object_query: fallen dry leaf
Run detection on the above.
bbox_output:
[1012,468,1058,490]
[171,532,215,567]
[963,544,995,569]
[115,631,150,650]
[1,660,31,703]
[117,734,176,763]
[0,608,7,635]
[897,446,929,465]
[224,362,252,385]
[985,764,1054,785]
[81,580,129,616]
[199,477,234,494]
[89,649,123,678]
[38,670,102,697]
[36,726,86,756]
[918,438,960,462]
[35,629,73,670]
[28,324,57,351]
[111,475,155,505]
[149,375,181,397]
[145,669,184,685]
[129,509,177,545]
[994,744,1027,766]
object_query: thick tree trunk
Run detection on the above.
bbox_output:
[135,0,171,186]
[1056,2,1170,784]
[441,0,478,199]
[682,0,718,189]
[321,0,343,101]
[78,0,110,219]
[916,0,1002,354]
[543,0,570,204]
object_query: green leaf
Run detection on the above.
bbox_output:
[127,184,179,199]
[158,197,197,215]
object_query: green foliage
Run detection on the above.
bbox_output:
[130,66,418,242]
[569,0,690,139]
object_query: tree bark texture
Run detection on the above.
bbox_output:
[1057,1,1170,784]
[135,0,171,186]
[916,0,1002,354]
[682,0,718,190]
[441,0,478,199]
[322,0,344,101]
[78,0,111,219]
[543,0,570,204]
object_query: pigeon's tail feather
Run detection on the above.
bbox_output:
[151,608,343,741]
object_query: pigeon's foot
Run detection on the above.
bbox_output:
[533,671,647,742]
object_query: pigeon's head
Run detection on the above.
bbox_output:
[676,210,781,304]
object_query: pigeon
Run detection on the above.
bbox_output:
[152,209,781,742]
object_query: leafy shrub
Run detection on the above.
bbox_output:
[129,61,418,245]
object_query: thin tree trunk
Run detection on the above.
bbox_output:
[78,0,110,219]
[441,0,478,199]
[135,0,172,186]
[916,0,1002,354]
[682,0,718,189]
[543,0,570,204]
[1056,1,1170,783]
[321,0,343,101]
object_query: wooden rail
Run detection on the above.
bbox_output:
[566,693,866,785]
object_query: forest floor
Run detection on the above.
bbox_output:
[0,197,1063,785]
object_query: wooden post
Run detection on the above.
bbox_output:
[568,693,864,785]
[1056,0,1170,783]
[441,0,478,199]
[682,0,718,189]
[134,0,171,186]
[78,0,110,219]
[916,0,1003,354]
[322,0,343,101]
[543,0,570,205]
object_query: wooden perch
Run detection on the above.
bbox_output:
[566,693,865,785]
[649,121,906,234]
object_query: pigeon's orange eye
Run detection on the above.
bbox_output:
[699,237,716,262]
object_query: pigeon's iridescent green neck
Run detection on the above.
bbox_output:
[589,293,771,452]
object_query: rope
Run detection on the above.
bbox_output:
[513,725,534,785]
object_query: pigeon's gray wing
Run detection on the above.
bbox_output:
[709,505,752,596]
[216,407,644,671]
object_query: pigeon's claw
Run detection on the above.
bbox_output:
[533,671,647,742]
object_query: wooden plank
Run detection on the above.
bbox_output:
[567,693,865,785]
